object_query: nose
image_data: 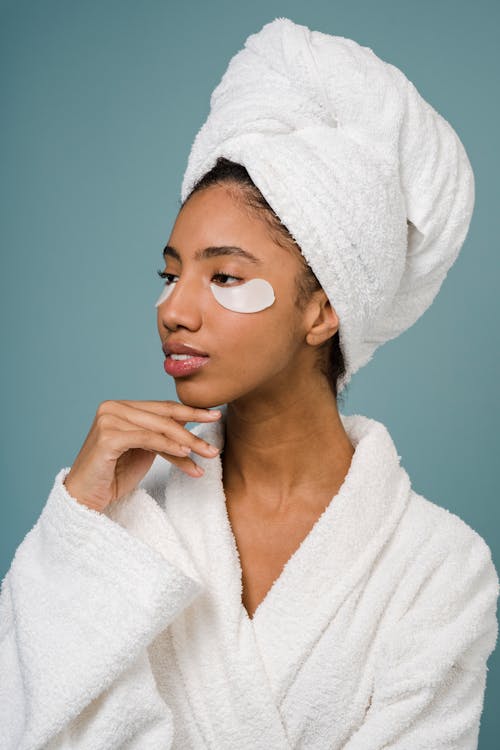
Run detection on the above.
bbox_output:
[157,275,203,332]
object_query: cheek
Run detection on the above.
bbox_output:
[204,281,282,356]
[209,304,298,371]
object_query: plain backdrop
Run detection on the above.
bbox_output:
[1,0,498,745]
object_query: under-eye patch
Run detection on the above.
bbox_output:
[154,282,176,308]
[154,277,275,313]
[210,278,275,313]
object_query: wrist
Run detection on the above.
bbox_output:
[63,475,104,513]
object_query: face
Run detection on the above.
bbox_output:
[156,183,323,409]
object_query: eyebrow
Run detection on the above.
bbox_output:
[162,244,262,265]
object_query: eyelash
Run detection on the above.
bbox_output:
[156,269,243,286]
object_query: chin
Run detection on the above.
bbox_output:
[174,379,228,410]
[173,370,264,410]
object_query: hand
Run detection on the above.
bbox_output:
[63,399,222,512]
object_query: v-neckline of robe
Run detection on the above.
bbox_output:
[188,406,411,630]
[216,447,350,626]
[160,407,412,704]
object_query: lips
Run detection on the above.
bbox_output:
[163,354,210,378]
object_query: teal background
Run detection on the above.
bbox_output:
[1,0,498,743]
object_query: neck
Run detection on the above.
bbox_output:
[221,376,355,516]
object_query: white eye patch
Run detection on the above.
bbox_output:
[154,282,175,308]
[155,278,275,313]
[210,278,275,313]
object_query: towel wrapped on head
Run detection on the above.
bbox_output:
[181,16,475,393]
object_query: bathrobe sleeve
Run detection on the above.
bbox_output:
[0,467,203,750]
[343,526,499,750]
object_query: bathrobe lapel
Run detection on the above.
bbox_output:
[156,419,292,748]
[251,413,412,704]
[155,409,412,746]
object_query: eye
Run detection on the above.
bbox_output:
[156,269,243,286]
[212,273,243,285]
[156,269,178,285]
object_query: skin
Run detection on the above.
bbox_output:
[157,182,355,617]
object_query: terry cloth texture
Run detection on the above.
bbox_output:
[1,407,498,748]
[181,17,475,392]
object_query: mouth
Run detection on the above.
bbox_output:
[162,341,209,357]
[164,354,210,377]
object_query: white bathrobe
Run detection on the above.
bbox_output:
[1,410,498,749]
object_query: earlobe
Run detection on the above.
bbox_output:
[305,296,339,346]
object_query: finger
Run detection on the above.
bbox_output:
[110,429,206,477]
[110,403,222,458]
[97,412,195,458]
[155,451,206,478]
[124,401,189,428]
[117,400,222,425]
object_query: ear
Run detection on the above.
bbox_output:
[304,290,339,347]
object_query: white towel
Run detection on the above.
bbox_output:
[181,17,475,392]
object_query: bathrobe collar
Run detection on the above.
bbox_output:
[158,406,412,705]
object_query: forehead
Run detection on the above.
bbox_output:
[166,185,293,266]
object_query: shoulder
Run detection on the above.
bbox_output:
[392,488,499,644]
[403,488,496,569]
[377,488,500,674]
[395,488,499,596]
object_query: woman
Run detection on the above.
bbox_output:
[1,17,498,750]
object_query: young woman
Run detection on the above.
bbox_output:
[1,17,498,750]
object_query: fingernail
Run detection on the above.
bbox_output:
[209,410,221,417]
[192,464,204,476]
